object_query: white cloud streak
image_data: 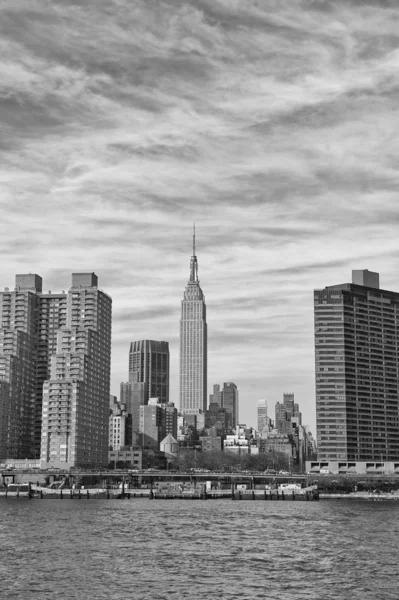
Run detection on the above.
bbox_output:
[1,0,399,431]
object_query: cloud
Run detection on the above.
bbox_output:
[1,0,399,433]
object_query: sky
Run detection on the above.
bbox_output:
[1,0,399,434]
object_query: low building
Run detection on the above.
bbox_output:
[160,434,179,456]
[108,446,167,470]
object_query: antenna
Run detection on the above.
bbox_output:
[193,222,196,256]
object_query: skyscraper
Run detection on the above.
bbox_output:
[40,273,112,467]
[120,376,146,433]
[209,384,223,407]
[257,399,268,434]
[180,227,207,414]
[0,274,41,458]
[222,382,239,428]
[128,340,169,404]
[0,272,111,465]
[314,269,399,463]
[121,340,169,433]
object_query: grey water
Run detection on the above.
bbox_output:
[0,499,398,600]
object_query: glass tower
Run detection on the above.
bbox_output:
[179,227,207,414]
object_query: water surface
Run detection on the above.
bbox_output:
[1,498,398,599]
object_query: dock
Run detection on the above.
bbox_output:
[0,484,319,501]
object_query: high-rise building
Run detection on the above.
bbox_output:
[257,399,268,434]
[0,273,112,465]
[275,393,302,434]
[209,384,223,407]
[205,402,230,431]
[128,340,169,404]
[160,402,178,440]
[109,403,132,451]
[179,227,207,414]
[121,339,169,433]
[0,274,68,458]
[139,399,162,450]
[120,374,146,433]
[35,290,67,455]
[314,269,399,463]
[40,273,112,468]
[0,275,41,458]
[222,382,239,428]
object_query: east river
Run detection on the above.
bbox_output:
[1,498,398,600]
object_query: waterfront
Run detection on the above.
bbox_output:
[1,500,398,599]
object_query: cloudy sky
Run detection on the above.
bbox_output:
[2,0,399,433]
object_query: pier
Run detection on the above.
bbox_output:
[0,481,319,501]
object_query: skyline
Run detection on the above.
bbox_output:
[2,0,399,433]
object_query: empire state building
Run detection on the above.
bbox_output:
[179,228,207,415]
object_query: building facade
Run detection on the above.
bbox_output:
[179,229,207,414]
[40,273,112,468]
[314,269,399,464]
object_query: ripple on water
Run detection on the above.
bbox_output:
[1,499,399,600]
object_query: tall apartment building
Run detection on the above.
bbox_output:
[314,269,399,463]
[0,273,111,464]
[35,290,67,455]
[0,274,68,458]
[222,382,239,428]
[40,273,112,468]
[180,228,207,414]
[0,275,40,458]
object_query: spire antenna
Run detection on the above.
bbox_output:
[189,224,199,283]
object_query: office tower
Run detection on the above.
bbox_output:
[209,384,223,407]
[314,269,399,462]
[180,227,207,414]
[41,273,112,467]
[222,382,239,428]
[257,399,268,434]
[128,340,169,404]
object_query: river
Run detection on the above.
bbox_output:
[0,498,398,599]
